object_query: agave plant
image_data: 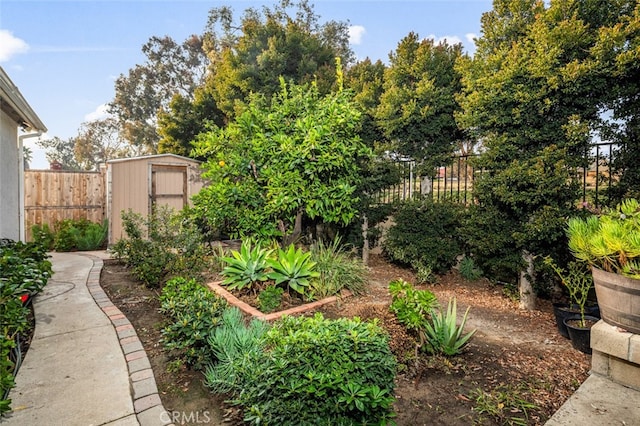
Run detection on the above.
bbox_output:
[267,244,319,298]
[423,298,476,356]
[220,239,272,291]
[567,198,640,279]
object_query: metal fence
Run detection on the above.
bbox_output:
[375,142,620,208]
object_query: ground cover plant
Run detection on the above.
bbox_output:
[0,240,52,416]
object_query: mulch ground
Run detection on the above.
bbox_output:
[100,254,590,426]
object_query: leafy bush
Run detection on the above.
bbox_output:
[220,239,272,291]
[422,298,475,356]
[205,313,397,425]
[383,198,464,275]
[0,241,51,415]
[71,220,108,250]
[111,206,211,287]
[462,204,522,285]
[30,223,55,250]
[459,256,483,281]
[159,277,227,369]
[267,243,319,298]
[257,285,284,313]
[389,279,439,334]
[309,237,368,299]
[31,219,107,251]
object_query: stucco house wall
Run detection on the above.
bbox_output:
[0,67,47,241]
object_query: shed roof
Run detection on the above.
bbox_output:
[106,153,202,165]
[0,67,47,132]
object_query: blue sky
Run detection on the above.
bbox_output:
[0,0,492,168]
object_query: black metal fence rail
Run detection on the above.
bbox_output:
[375,142,619,208]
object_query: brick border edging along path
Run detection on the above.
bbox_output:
[79,253,174,426]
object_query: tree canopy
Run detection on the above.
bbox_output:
[110,35,209,154]
[456,0,638,305]
[376,33,465,173]
[191,67,370,241]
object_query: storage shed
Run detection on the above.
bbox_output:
[106,154,204,245]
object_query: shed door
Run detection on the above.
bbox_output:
[150,165,188,212]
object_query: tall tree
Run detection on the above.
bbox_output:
[457,0,617,308]
[157,88,225,157]
[203,0,353,118]
[36,137,81,170]
[345,58,387,149]
[591,1,640,202]
[110,35,209,153]
[191,68,370,242]
[375,33,465,174]
[73,117,137,170]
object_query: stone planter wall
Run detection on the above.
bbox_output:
[590,320,640,391]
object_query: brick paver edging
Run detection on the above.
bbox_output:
[79,254,174,426]
[207,281,352,321]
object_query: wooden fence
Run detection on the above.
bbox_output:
[24,169,106,242]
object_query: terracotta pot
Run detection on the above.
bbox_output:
[591,267,640,334]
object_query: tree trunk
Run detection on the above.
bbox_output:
[519,251,536,310]
[362,214,369,266]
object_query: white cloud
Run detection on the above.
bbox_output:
[84,104,111,122]
[349,25,366,45]
[425,34,463,46]
[466,33,477,44]
[0,30,29,62]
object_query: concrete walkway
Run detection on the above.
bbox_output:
[545,374,640,425]
[3,251,171,426]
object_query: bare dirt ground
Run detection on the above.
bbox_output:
[100,254,590,426]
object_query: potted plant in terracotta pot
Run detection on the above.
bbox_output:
[567,198,640,335]
[545,258,598,353]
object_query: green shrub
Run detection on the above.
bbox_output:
[389,279,439,333]
[0,240,51,415]
[257,285,284,313]
[205,307,269,394]
[159,277,228,369]
[32,219,108,252]
[309,237,368,299]
[459,256,483,281]
[462,204,523,286]
[31,223,55,250]
[72,219,108,250]
[53,219,80,251]
[205,313,397,425]
[383,198,464,275]
[111,206,210,287]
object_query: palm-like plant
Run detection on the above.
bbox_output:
[267,244,319,298]
[221,239,272,291]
